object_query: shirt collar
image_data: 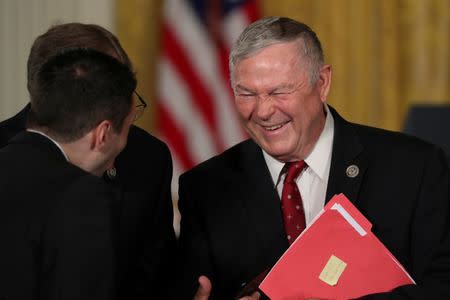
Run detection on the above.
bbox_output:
[27,129,70,161]
[263,104,334,184]
[305,104,334,181]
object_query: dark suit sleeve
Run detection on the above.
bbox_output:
[44,176,116,300]
[360,147,450,299]
[0,104,28,148]
[175,172,216,299]
[112,127,177,298]
[138,143,177,298]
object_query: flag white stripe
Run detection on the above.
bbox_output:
[159,58,217,163]
[223,9,248,49]
[165,0,244,148]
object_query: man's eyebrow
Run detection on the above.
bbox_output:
[265,84,296,94]
[235,84,255,93]
[273,83,296,90]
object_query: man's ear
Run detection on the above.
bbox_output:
[91,120,113,151]
[317,64,332,103]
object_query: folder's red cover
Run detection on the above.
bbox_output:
[259,194,415,300]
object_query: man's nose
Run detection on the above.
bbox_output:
[255,94,275,120]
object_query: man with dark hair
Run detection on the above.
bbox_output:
[0,23,176,299]
[177,17,450,299]
[0,23,134,146]
[0,48,137,299]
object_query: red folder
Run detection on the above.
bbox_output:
[259,193,415,300]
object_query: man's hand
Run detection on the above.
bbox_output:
[239,291,261,300]
[193,275,260,300]
[193,276,212,300]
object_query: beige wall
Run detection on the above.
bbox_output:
[0,0,114,121]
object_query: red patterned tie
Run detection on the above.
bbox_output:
[281,161,307,244]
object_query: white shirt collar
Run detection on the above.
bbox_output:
[263,104,334,184]
[27,129,70,161]
[305,104,334,181]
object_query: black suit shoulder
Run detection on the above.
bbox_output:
[354,121,435,149]
[329,106,448,168]
[181,139,255,179]
[0,132,116,299]
[127,125,170,154]
[0,105,28,148]
[348,121,448,168]
[116,125,171,182]
[0,131,114,219]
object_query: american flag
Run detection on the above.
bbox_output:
[157,0,260,193]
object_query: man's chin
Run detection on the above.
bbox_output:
[262,146,293,162]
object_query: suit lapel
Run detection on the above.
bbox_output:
[325,106,367,206]
[235,140,289,263]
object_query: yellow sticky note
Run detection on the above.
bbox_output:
[319,255,347,286]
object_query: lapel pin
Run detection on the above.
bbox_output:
[346,165,359,178]
[106,167,117,180]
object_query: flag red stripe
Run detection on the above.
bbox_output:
[157,102,195,170]
[243,0,260,22]
[216,39,247,139]
[162,23,224,152]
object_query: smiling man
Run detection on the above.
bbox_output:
[176,17,450,299]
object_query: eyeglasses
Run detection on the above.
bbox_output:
[134,91,147,121]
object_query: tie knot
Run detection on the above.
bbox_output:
[284,161,306,183]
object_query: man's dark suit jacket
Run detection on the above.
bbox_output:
[0,131,116,299]
[176,106,450,299]
[0,104,176,298]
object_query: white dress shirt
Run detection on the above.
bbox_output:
[263,105,334,225]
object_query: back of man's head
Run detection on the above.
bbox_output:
[28,48,137,143]
[27,22,132,92]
